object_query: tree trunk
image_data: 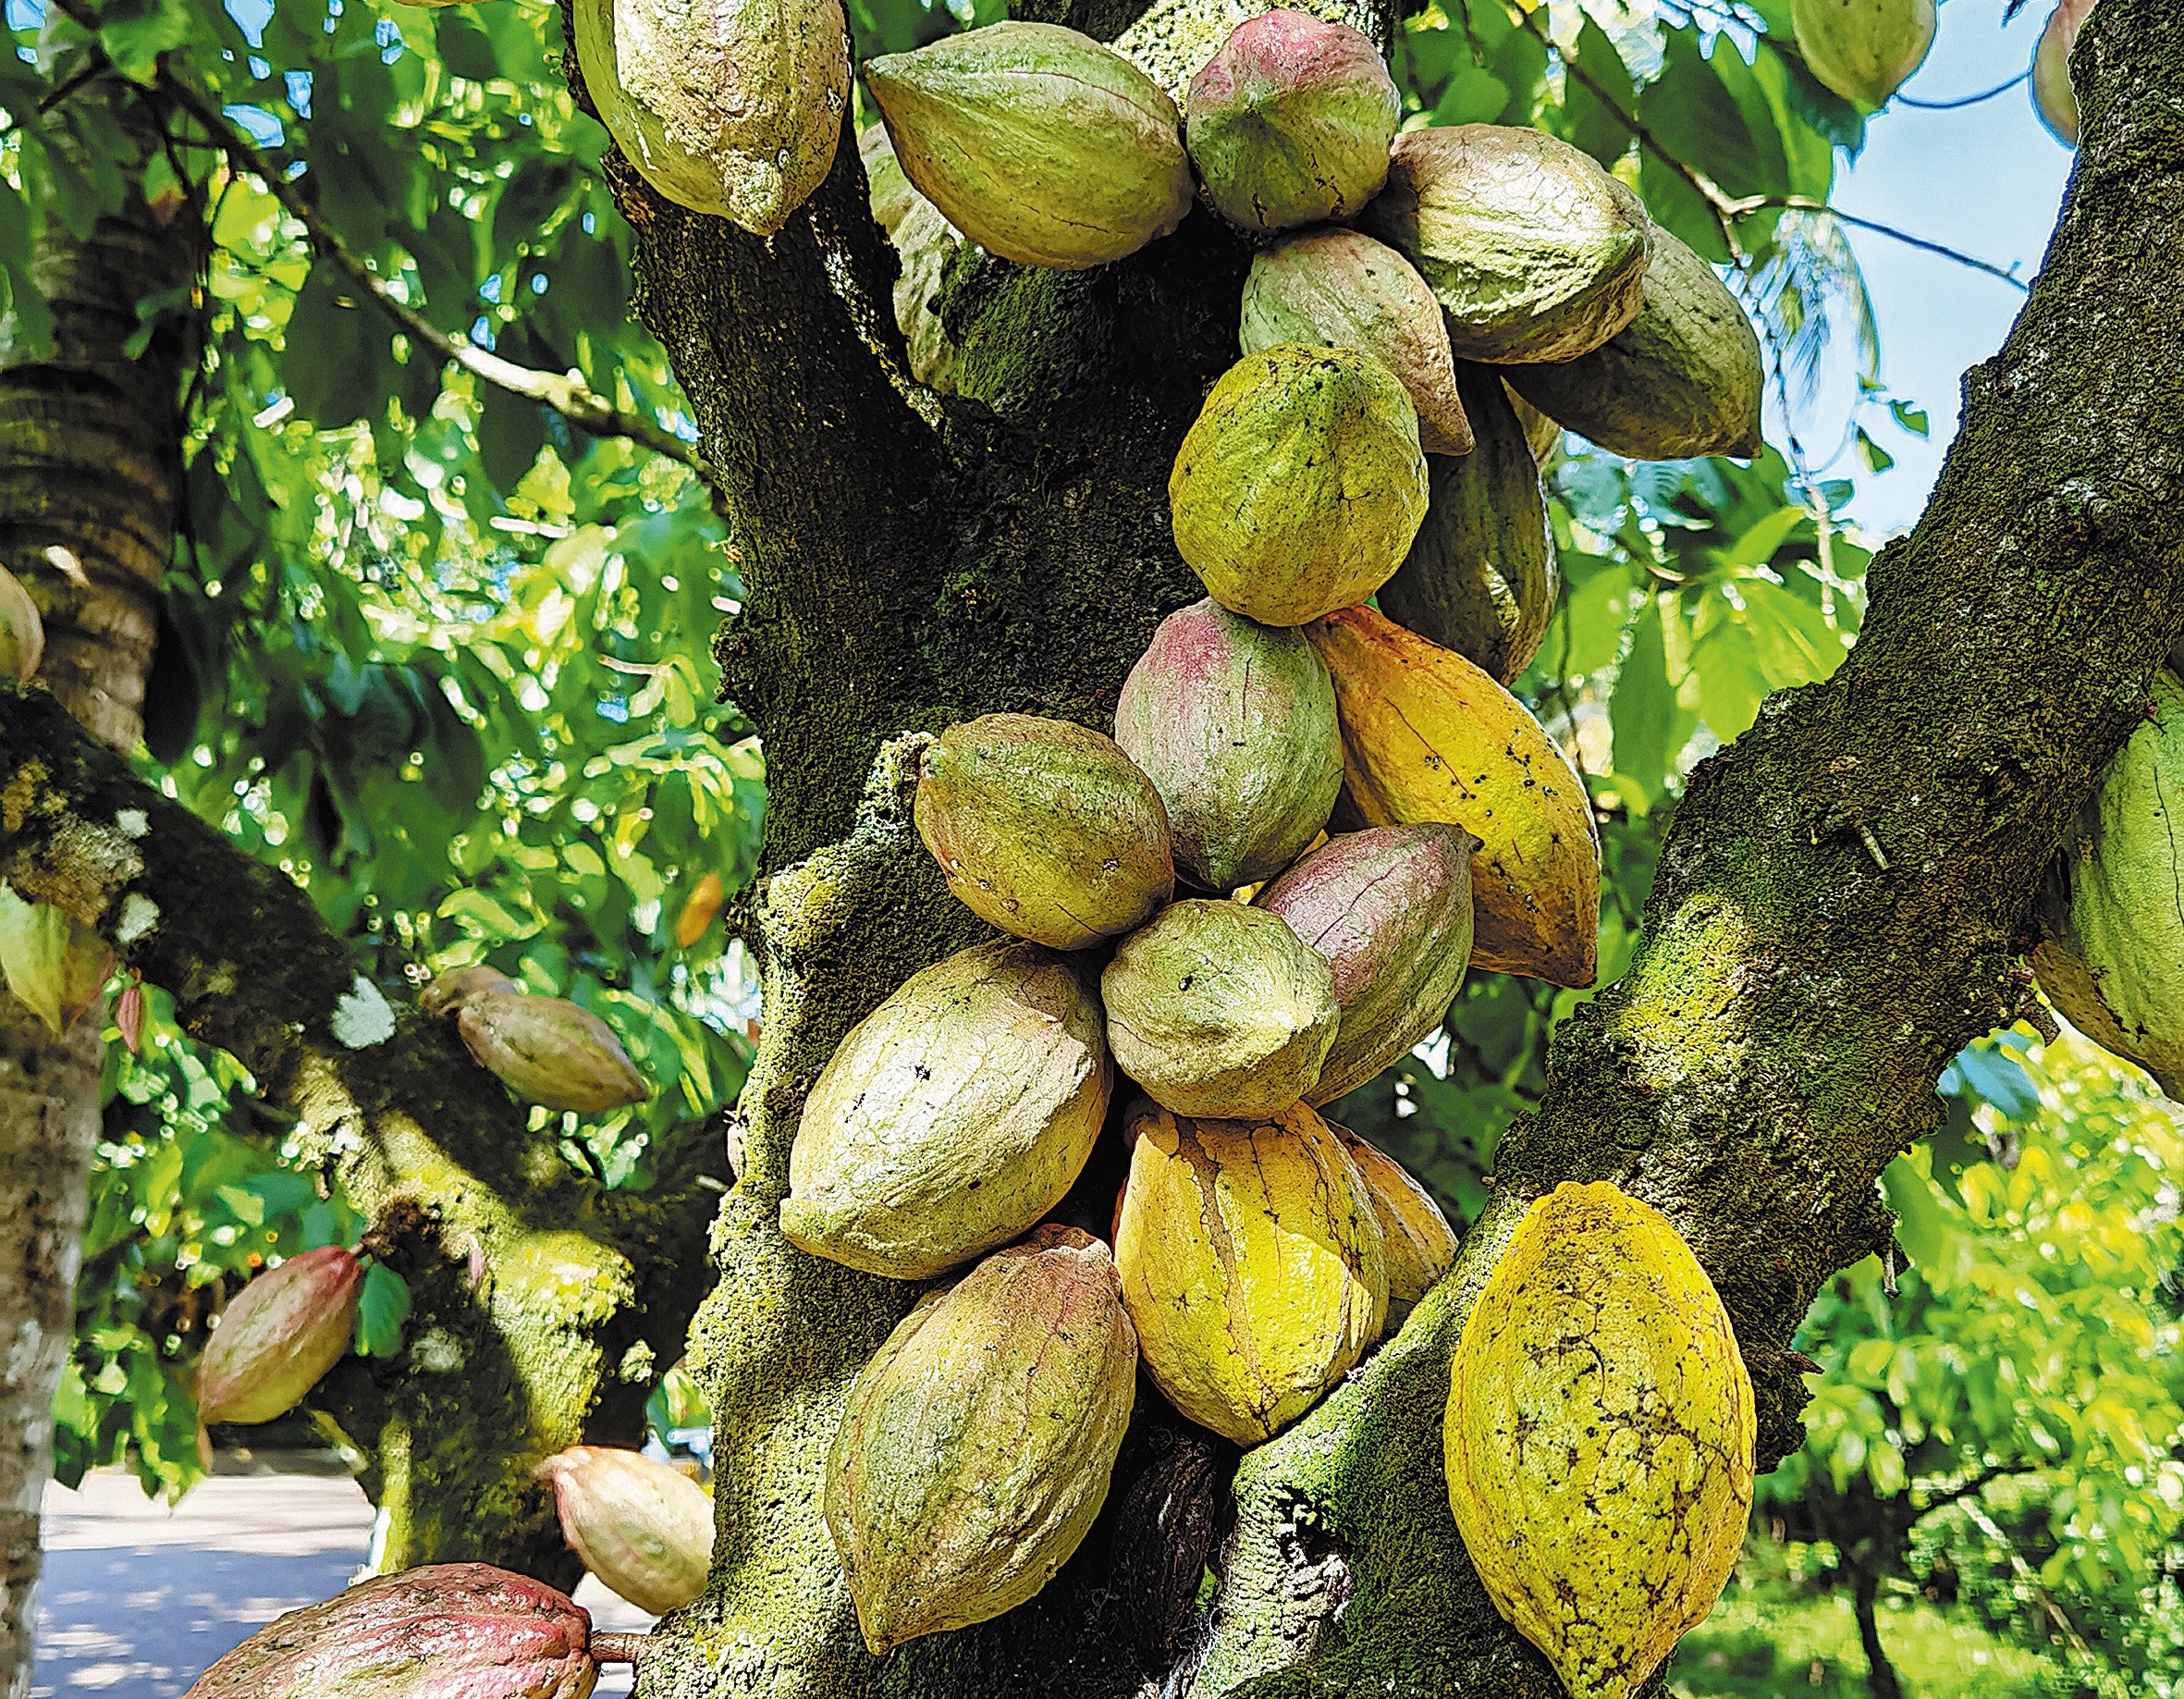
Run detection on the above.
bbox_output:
[0,57,202,1699]
[1850,1565,1908,1699]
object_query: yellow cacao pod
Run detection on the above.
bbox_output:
[1333,1127,1455,1333]
[1446,1181,1755,1699]
[1115,1100,1385,1443]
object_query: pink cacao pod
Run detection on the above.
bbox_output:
[457,992,648,1114]
[183,1562,595,1698]
[196,1245,364,1427]
[536,1446,713,1616]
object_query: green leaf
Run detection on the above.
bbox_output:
[355,1263,411,1358]
[436,16,504,82]
[1609,596,1675,813]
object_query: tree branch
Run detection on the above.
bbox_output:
[1909,1461,2035,1525]
[148,68,712,476]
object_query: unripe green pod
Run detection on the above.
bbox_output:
[457,992,648,1114]
[1170,344,1428,628]
[1101,898,1338,1118]
[1184,10,1398,232]
[1258,824,1478,1105]
[915,714,1174,948]
[1504,229,1763,462]
[1115,598,1343,891]
[1791,0,1936,107]
[1360,125,1651,363]
[2032,0,2094,147]
[196,1246,364,1427]
[536,1447,712,1616]
[865,22,1195,270]
[0,564,43,683]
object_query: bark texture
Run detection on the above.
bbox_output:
[549,0,2184,1694]
[0,60,201,1699]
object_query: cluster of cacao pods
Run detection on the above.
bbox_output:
[423,965,648,1114]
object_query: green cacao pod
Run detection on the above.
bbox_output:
[1791,0,1936,106]
[196,1246,364,1426]
[1115,1100,1385,1442]
[1183,10,1398,233]
[825,1225,1137,1652]
[860,124,962,390]
[1114,597,1343,891]
[864,22,1194,270]
[915,713,1174,948]
[457,992,649,1114]
[536,1446,712,1616]
[1375,363,1558,686]
[1101,898,1339,1119]
[1506,381,1563,468]
[1240,228,1472,455]
[1257,824,1477,1105]
[2032,669,2184,1098]
[782,939,1111,1277]
[572,0,850,234]
[2033,0,2094,146]
[183,1563,596,1698]
[1360,125,1651,363]
[1448,1181,1754,1699]
[0,563,42,683]
[1334,1127,1455,1333]
[1170,343,1428,628]
[1504,228,1763,462]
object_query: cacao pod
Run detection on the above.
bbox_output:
[1114,597,1344,891]
[457,992,648,1114]
[197,1246,364,1427]
[1333,1126,1455,1332]
[183,1562,595,1698]
[1791,0,1936,107]
[782,939,1111,1277]
[2031,669,2184,1098]
[1169,343,1428,628]
[1239,228,1472,456]
[0,887,111,1035]
[1506,382,1563,468]
[1360,125,1651,363]
[1115,1100,1385,1443]
[1308,605,1601,987]
[1447,1180,1754,1699]
[1257,825,1477,1105]
[864,22,1195,270]
[826,1225,1137,1652]
[2033,0,2094,146]
[572,0,850,234]
[860,120,923,238]
[1376,363,1559,685]
[1504,228,1764,462]
[861,123,963,391]
[915,713,1174,948]
[420,965,519,1019]
[536,1446,713,1616]
[1101,898,1339,1119]
[1184,11,1398,233]
[0,563,42,683]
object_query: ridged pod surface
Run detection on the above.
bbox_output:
[916,714,1174,949]
[2033,0,2095,146]
[1447,1181,1755,1699]
[1506,381,1563,467]
[183,1563,595,1698]
[2031,669,2184,1098]
[1791,0,1937,106]
[1239,228,1472,455]
[1333,1127,1455,1332]
[1101,899,1339,1119]
[782,939,1111,1277]
[1505,229,1762,462]
[1376,363,1558,685]
[572,0,850,234]
[1114,597,1343,891]
[1184,10,1399,232]
[196,1246,363,1427]
[457,992,649,1113]
[536,1447,713,1616]
[1258,825,1477,1105]
[1361,125,1651,363]
[1308,606,1601,986]
[1115,1101,1385,1442]
[860,124,961,389]
[1170,344,1428,627]
[825,1226,1137,1653]
[864,22,1195,269]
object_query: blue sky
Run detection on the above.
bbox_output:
[1831,0,2075,535]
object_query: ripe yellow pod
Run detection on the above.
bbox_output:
[1446,1181,1755,1699]
[1115,1100,1385,1443]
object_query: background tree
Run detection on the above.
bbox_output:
[1,0,2179,1697]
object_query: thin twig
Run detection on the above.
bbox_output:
[1898,70,2032,111]
[1725,197,2032,292]
[152,68,711,475]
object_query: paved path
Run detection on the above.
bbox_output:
[32,1453,648,1696]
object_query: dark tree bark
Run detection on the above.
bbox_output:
[1849,1566,1905,1699]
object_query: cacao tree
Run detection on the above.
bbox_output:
[1,0,2178,1696]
